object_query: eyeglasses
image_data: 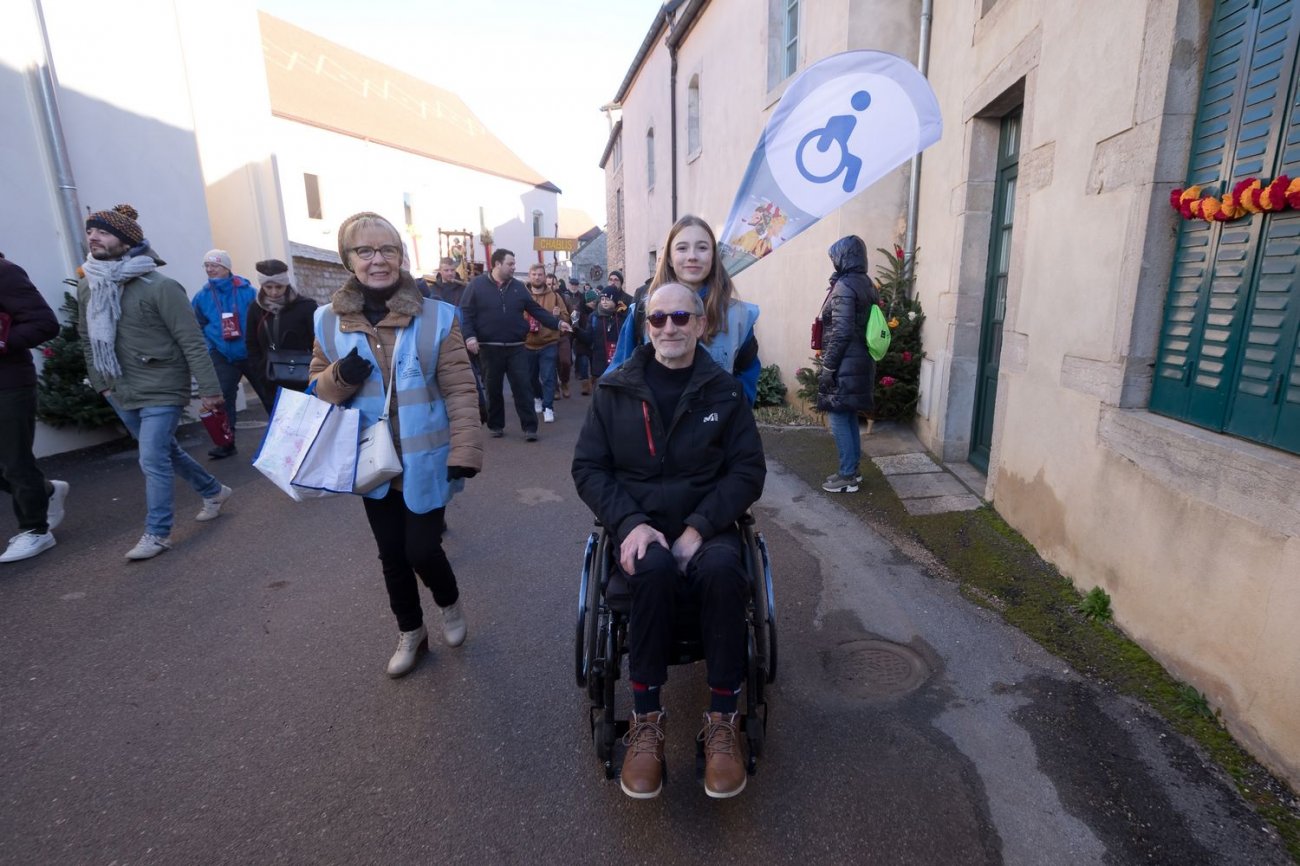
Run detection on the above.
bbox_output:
[646,310,695,328]
[349,244,403,261]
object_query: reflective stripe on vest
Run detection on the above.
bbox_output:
[314,299,460,512]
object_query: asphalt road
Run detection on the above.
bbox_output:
[0,392,1291,865]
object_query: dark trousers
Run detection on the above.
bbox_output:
[362,489,459,632]
[623,530,748,690]
[0,386,51,534]
[210,350,273,441]
[557,334,572,386]
[478,344,536,434]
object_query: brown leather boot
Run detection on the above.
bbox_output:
[699,711,746,798]
[561,383,571,399]
[620,711,666,799]
[580,377,591,396]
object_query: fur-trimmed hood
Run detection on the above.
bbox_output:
[330,272,424,319]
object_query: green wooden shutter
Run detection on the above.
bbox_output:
[1151,0,1257,419]
[1152,0,1300,459]
[1225,0,1300,449]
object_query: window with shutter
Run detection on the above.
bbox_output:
[1151,0,1300,456]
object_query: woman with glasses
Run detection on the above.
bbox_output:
[309,211,483,678]
[608,215,761,403]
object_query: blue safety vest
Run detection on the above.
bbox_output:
[315,299,462,513]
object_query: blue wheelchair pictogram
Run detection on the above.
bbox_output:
[795,90,871,193]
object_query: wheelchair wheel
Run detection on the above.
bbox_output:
[596,614,621,779]
[747,529,778,685]
[575,532,598,688]
[586,531,611,702]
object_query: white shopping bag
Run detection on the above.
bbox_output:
[293,403,360,496]
[253,389,357,501]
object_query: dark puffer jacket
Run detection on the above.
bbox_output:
[0,257,59,391]
[572,343,766,543]
[817,236,879,414]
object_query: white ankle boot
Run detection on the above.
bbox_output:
[386,624,428,677]
[440,602,466,647]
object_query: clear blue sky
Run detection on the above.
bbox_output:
[257,0,663,226]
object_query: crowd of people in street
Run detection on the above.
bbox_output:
[1,198,891,802]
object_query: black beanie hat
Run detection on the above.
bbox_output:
[255,259,289,278]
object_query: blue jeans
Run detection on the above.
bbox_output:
[111,402,222,536]
[827,410,861,479]
[574,351,591,381]
[528,343,558,410]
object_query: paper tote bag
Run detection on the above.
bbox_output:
[252,388,334,501]
[292,404,360,497]
[352,339,403,495]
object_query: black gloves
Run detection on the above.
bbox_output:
[336,347,373,385]
[447,466,478,481]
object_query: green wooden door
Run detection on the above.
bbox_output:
[970,111,1021,473]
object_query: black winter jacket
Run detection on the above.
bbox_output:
[0,258,59,391]
[572,343,766,544]
[247,295,319,367]
[817,236,879,413]
[248,293,319,387]
[459,274,562,344]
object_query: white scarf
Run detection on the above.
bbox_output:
[81,254,159,380]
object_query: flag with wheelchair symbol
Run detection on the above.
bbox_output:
[719,50,942,275]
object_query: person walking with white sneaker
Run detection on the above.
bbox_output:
[309,212,483,678]
[0,254,68,563]
[76,205,233,561]
[524,263,569,425]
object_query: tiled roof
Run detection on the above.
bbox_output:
[259,12,559,192]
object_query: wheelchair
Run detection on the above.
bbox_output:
[574,513,777,781]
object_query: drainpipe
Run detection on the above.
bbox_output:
[902,0,933,285]
[31,0,85,269]
[669,46,679,222]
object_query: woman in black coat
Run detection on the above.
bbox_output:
[817,235,879,493]
[245,259,318,412]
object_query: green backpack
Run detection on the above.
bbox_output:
[866,305,891,361]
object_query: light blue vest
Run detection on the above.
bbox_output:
[315,299,462,513]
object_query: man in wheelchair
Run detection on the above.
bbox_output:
[572,282,766,799]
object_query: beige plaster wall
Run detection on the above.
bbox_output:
[175,1,289,277]
[617,37,675,288]
[913,0,1300,784]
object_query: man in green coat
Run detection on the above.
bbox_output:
[77,204,233,560]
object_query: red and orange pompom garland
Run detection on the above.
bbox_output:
[1171,176,1300,222]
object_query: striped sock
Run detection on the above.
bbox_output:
[631,680,662,715]
[709,684,741,715]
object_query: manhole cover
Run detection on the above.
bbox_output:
[826,639,930,699]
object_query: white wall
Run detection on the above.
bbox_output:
[0,0,287,456]
[271,117,558,275]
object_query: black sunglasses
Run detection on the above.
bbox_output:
[646,310,695,328]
